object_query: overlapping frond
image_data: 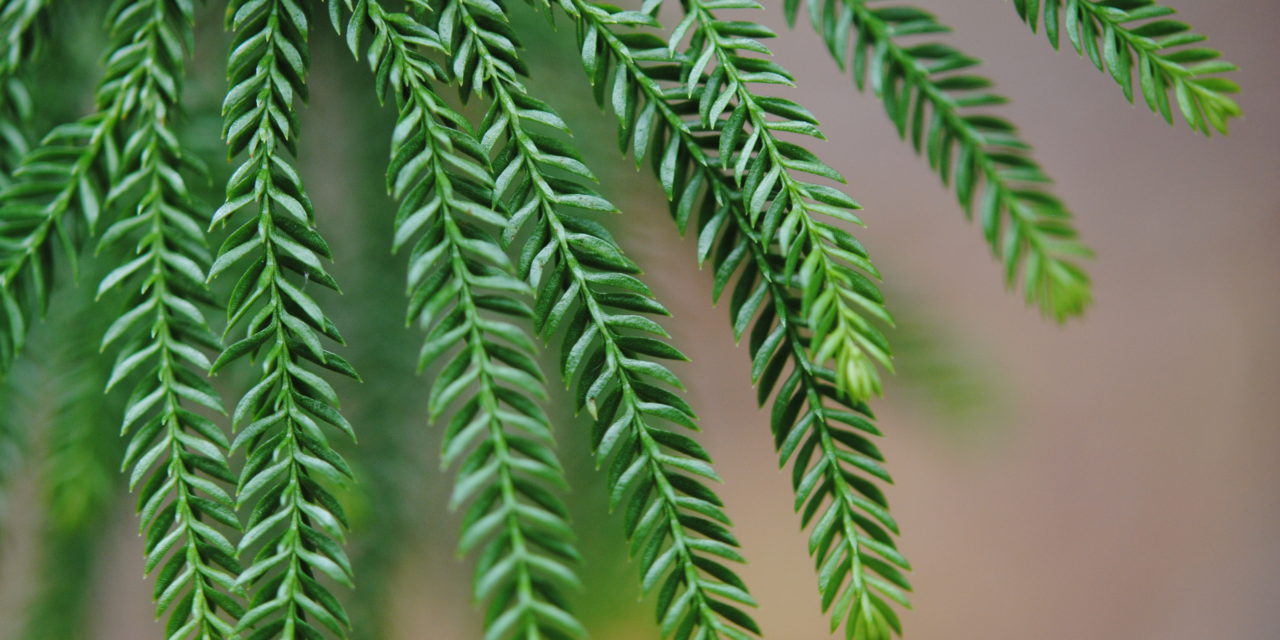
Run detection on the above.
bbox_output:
[786,0,1093,320]
[1013,0,1241,134]
[88,1,243,637]
[563,4,912,638]
[0,0,94,375]
[212,1,357,637]
[435,1,760,636]
[335,2,586,638]
[671,0,892,401]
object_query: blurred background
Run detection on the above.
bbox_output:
[1,1,1277,639]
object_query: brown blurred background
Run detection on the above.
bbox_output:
[1,1,1278,639]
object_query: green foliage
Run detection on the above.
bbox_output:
[0,0,87,374]
[674,0,894,403]
[91,1,245,637]
[431,0,759,636]
[0,0,42,186]
[212,0,358,637]
[786,0,1092,320]
[1012,0,1241,134]
[337,2,586,638]
[0,1,1246,639]
[565,3,908,637]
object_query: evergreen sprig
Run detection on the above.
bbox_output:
[335,2,587,638]
[672,0,893,402]
[565,4,912,638]
[212,1,358,637]
[436,0,761,636]
[89,1,245,637]
[786,0,1093,320]
[0,0,112,375]
[1013,0,1241,134]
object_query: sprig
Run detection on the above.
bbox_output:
[0,0,106,375]
[564,4,912,638]
[1013,0,1241,134]
[89,1,245,637]
[335,2,586,638]
[786,0,1093,320]
[674,0,893,401]
[212,1,358,637]
[436,0,761,636]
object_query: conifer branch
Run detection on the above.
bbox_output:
[671,0,893,402]
[0,0,112,375]
[212,1,358,637]
[785,0,1093,320]
[435,0,760,635]
[333,2,587,638]
[565,4,912,637]
[1012,0,1241,134]
[89,1,244,637]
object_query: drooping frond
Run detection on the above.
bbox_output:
[212,1,358,637]
[563,4,913,638]
[0,0,105,375]
[785,0,1093,320]
[671,0,893,402]
[435,1,760,636]
[335,3,586,638]
[89,1,243,637]
[1012,0,1241,134]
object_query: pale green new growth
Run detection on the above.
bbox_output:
[0,1,1244,639]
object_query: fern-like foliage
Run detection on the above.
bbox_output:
[335,2,586,638]
[672,0,893,402]
[89,1,244,637]
[0,0,44,185]
[0,2,1249,638]
[786,1,1093,320]
[565,3,912,638]
[1013,0,1241,134]
[436,0,761,636]
[212,1,358,637]
[0,0,99,375]
[0,74,31,185]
